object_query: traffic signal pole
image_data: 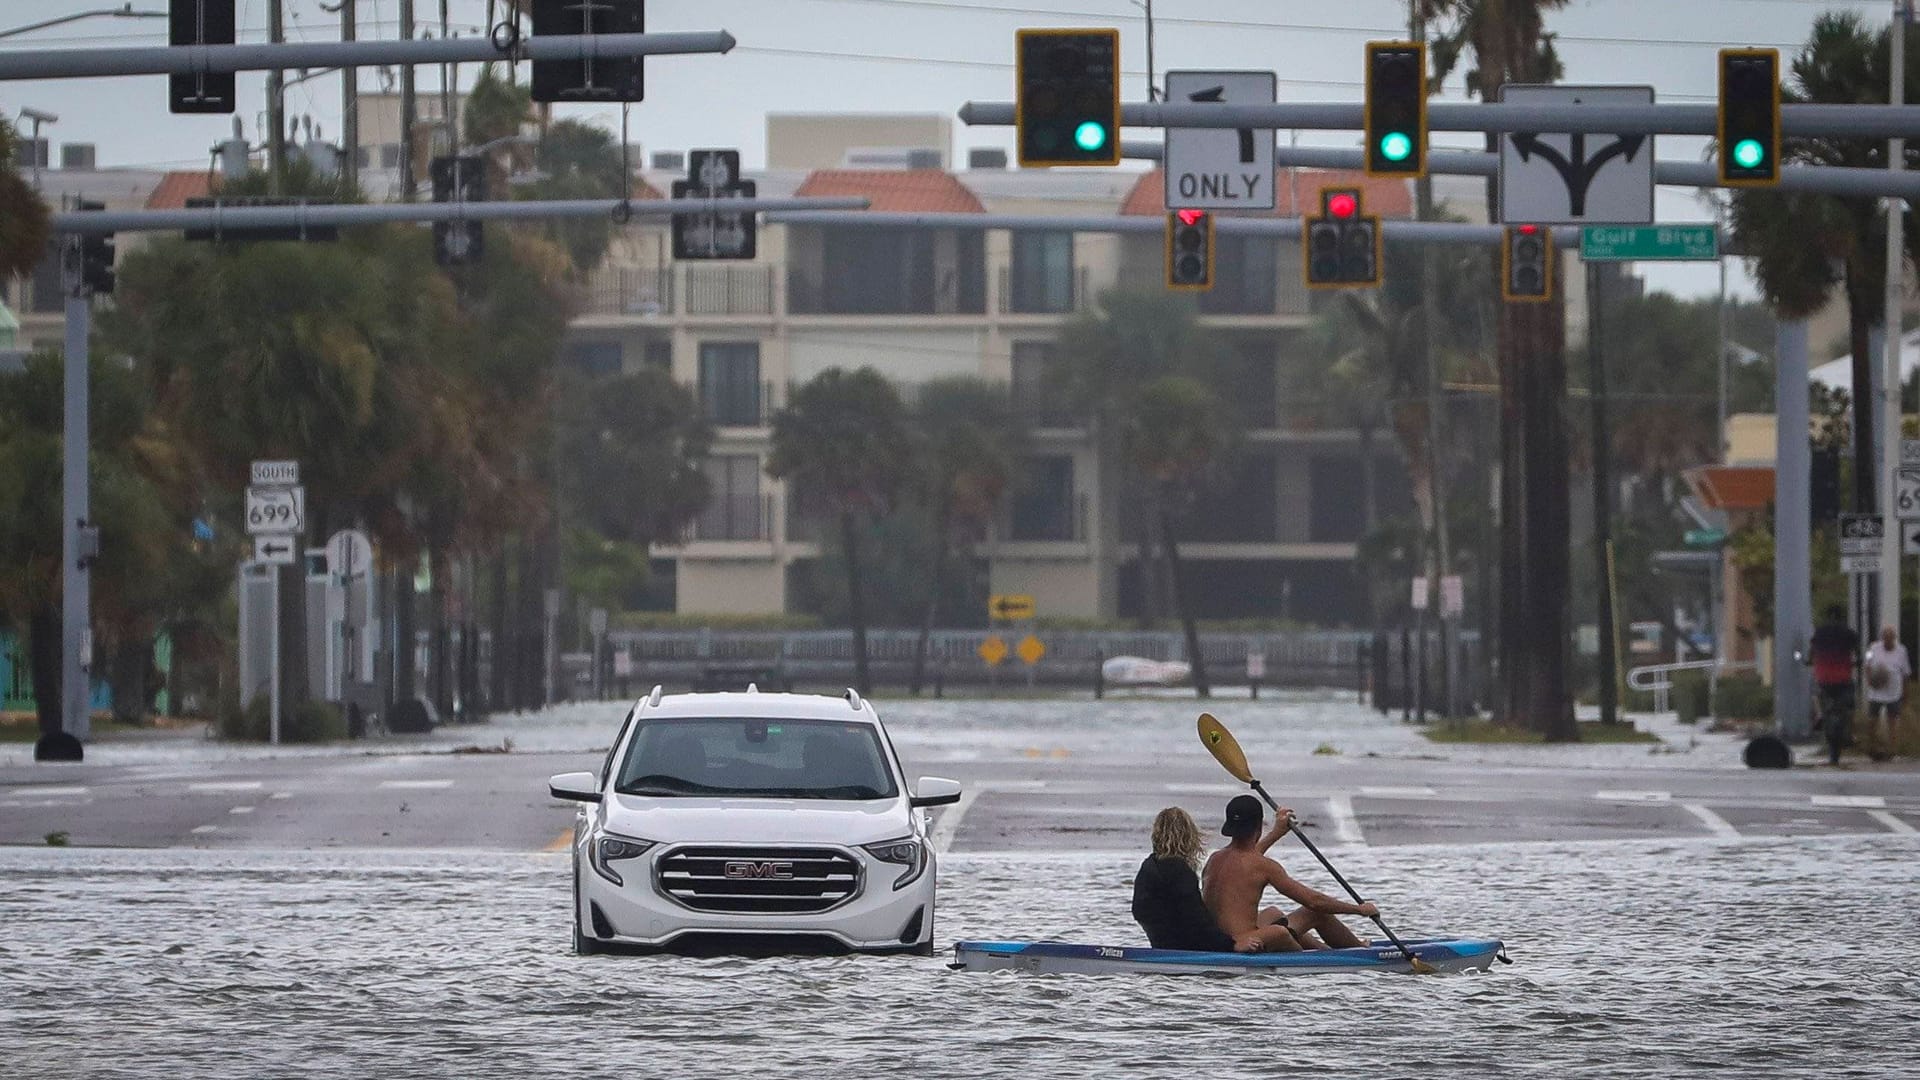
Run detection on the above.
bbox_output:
[57,238,91,758]
[1880,2,1910,646]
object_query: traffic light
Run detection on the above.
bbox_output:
[431,154,486,266]
[1303,188,1380,288]
[74,201,114,296]
[531,0,646,103]
[1165,209,1214,290]
[1719,48,1780,186]
[1811,445,1840,524]
[1365,41,1426,177]
[1015,28,1121,167]
[169,0,236,113]
[1502,224,1553,303]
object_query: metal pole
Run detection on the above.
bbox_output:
[270,561,282,745]
[268,0,284,191]
[1144,0,1156,102]
[1775,320,1814,740]
[1881,0,1909,636]
[1717,196,1730,463]
[439,0,454,157]
[341,0,357,189]
[52,195,870,233]
[400,0,415,201]
[1412,3,1456,719]
[1590,264,1619,725]
[61,242,91,748]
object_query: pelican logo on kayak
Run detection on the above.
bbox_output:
[724,860,795,880]
[1097,947,1126,958]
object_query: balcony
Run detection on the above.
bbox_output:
[701,379,776,428]
[997,265,1090,315]
[685,265,775,317]
[578,266,673,317]
[692,493,774,542]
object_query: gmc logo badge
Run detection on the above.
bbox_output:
[723,860,795,880]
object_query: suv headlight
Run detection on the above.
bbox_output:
[863,838,927,891]
[589,832,656,887]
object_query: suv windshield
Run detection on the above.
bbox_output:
[614,717,899,800]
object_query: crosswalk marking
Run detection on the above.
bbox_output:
[1868,810,1918,835]
[1596,790,1671,803]
[1811,794,1885,809]
[1324,794,1367,847]
[1681,802,1741,839]
[229,806,254,815]
[1361,786,1437,799]
[378,779,454,790]
[190,824,218,834]
[189,781,262,793]
[20,785,89,797]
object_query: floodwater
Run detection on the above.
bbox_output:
[3,834,1916,1078]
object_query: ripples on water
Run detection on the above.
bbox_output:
[3,834,1916,1078]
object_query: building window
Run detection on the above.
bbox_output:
[698,342,762,426]
[1011,341,1078,428]
[696,454,765,540]
[1010,455,1076,541]
[564,341,622,376]
[1009,231,1074,313]
[642,339,672,371]
[1308,455,1368,542]
[379,144,400,169]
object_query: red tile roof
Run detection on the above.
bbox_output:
[1688,466,1774,512]
[1120,167,1413,218]
[145,170,216,210]
[626,175,665,201]
[795,169,985,213]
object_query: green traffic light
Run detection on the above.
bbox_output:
[1074,121,1109,152]
[1379,131,1413,163]
[1732,138,1766,170]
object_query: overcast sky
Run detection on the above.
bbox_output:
[2,0,1905,299]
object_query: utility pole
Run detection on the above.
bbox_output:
[57,237,92,759]
[400,0,416,200]
[1880,0,1909,639]
[440,0,456,155]
[335,0,358,189]
[268,0,285,190]
[1143,0,1157,102]
[1589,264,1619,724]
[1411,2,1457,716]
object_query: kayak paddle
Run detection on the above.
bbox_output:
[1196,712,1437,975]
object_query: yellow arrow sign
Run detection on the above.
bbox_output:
[978,635,1009,666]
[989,593,1036,621]
[1016,634,1046,665]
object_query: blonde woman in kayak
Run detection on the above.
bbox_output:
[1203,794,1377,952]
[1132,807,1251,952]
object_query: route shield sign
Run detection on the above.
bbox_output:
[245,486,305,535]
[1498,85,1654,225]
[1164,71,1277,210]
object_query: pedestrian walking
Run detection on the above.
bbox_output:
[1863,625,1910,763]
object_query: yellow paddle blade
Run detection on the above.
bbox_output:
[1197,712,1254,784]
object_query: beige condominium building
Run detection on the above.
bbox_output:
[566,114,1418,625]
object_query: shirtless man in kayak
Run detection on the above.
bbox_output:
[1203,794,1378,952]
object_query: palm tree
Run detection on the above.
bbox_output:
[0,116,49,280]
[768,368,916,694]
[1731,13,1920,521]
[907,377,1022,694]
[1425,0,1577,740]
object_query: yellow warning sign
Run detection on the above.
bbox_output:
[989,594,1037,621]
[1016,634,1046,665]
[978,635,1009,666]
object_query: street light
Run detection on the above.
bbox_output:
[0,4,164,41]
[15,106,56,189]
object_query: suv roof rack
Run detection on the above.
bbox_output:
[844,687,865,712]
[647,684,664,707]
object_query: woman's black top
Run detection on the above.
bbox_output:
[1131,854,1235,952]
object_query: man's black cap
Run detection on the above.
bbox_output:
[1221,794,1263,837]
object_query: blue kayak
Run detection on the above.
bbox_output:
[950,938,1508,976]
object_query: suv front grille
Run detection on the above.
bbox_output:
[654,846,862,913]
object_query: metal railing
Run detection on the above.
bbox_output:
[691,492,774,542]
[578,265,673,316]
[1626,658,1757,714]
[997,265,1090,314]
[684,264,775,316]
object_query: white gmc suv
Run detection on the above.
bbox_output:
[548,686,961,956]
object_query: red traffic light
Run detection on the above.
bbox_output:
[1328,193,1358,219]
[1517,223,1539,235]
[1176,208,1205,226]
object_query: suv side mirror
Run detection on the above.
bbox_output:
[909,776,962,808]
[548,771,602,803]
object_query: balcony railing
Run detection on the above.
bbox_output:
[692,493,774,542]
[685,265,775,316]
[578,266,673,316]
[997,265,1090,315]
[701,379,775,427]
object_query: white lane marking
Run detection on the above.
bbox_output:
[269,791,291,801]
[1812,794,1886,809]
[1360,786,1437,799]
[1163,782,1228,794]
[976,780,1047,792]
[228,806,254,816]
[13,785,89,797]
[929,787,982,855]
[189,781,262,793]
[1869,810,1918,835]
[378,779,454,790]
[1323,794,1366,847]
[1596,790,1672,803]
[190,824,218,834]
[1681,802,1741,839]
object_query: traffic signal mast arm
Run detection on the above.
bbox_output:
[50,196,869,235]
[0,29,733,80]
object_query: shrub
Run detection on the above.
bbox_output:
[1669,670,1710,724]
[283,700,346,743]
[1714,674,1773,721]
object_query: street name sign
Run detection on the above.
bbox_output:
[1499,85,1654,226]
[245,486,305,535]
[1839,513,1885,556]
[251,459,299,486]
[1580,225,1718,262]
[254,534,297,565]
[1164,71,1277,211]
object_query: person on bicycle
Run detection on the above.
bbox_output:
[1809,604,1860,765]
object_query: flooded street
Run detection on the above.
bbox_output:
[2,837,1915,1078]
